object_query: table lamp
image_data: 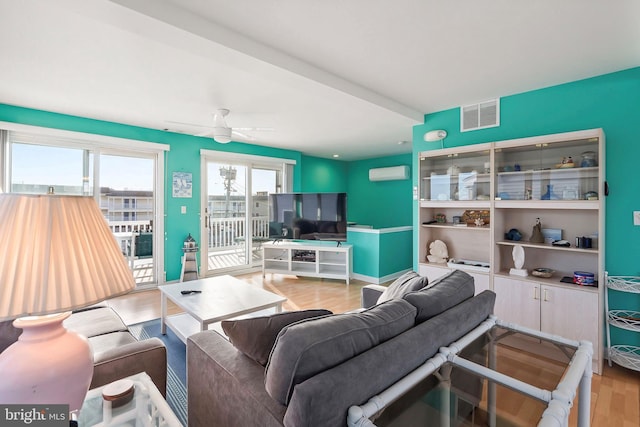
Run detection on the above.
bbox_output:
[0,194,136,413]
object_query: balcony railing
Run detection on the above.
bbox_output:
[107,220,153,233]
[106,216,269,252]
[208,216,270,250]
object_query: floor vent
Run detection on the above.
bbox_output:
[461,98,500,132]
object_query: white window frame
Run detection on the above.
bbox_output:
[0,121,169,286]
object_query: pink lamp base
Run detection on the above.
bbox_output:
[0,312,94,412]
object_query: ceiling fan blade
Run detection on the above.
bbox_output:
[195,129,214,137]
[165,119,211,129]
[231,129,255,141]
[234,127,275,132]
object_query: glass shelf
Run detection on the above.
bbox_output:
[419,144,491,201]
[494,137,600,201]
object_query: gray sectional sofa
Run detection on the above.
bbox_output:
[0,305,167,395]
[187,270,496,427]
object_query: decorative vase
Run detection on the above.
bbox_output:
[541,184,559,200]
[0,312,94,412]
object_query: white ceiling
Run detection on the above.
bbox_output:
[0,0,638,160]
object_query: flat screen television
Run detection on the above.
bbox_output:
[268,192,347,242]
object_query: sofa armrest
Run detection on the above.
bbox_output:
[361,284,387,308]
[0,319,21,354]
[188,331,286,427]
[91,338,167,396]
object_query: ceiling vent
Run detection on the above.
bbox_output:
[461,98,500,132]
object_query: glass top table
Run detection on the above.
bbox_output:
[348,316,593,427]
[77,372,182,427]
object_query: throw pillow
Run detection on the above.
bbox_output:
[402,269,475,323]
[264,298,417,405]
[221,309,332,366]
[377,270,429,304]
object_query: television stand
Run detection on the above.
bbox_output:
[262,240,353,285]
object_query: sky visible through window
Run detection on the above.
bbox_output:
[208,163,277,196]
[12,143,278,195]
[12,144,153,191]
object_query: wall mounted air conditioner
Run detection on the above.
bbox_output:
[369,165,410,182]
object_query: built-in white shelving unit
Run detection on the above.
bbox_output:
[417,128,606,374]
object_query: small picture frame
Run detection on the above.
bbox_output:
[542,228,562,244]
[173,172,193,198]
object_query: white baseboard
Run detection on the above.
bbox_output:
[352,268,412,285]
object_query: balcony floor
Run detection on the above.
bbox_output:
[131,248,262,286]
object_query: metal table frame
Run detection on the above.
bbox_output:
[347,315,593,427]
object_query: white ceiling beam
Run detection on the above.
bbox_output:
[105,0,423,122]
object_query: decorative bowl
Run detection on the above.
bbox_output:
[531,268,554,278]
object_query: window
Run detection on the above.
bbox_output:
[9,142,93,195]
[1,125,168,287]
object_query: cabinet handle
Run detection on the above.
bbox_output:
[533,287,539,300]
[543,289,549,302]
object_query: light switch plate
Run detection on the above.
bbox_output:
[634,211,640,226]
[181,206,187,214]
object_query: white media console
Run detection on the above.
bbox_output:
[262,240,353,284]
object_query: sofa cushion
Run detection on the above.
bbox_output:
[221,309,333,366]
[0,320,21,353]
[402,269,475,323]
[265,298,417,405]
[377,270,429,304]
[88,331,137,356]
[64,306,128,338]
[284,290,497,427]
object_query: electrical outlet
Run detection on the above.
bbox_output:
[634,211,640,226]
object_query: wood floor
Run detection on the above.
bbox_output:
[106,272,640,427]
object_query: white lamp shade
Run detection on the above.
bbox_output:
[0,194,136,321]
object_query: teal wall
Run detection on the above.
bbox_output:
[299,155,348,193]
[0,103,302,281]
[379,230,413,276]
[347,154,413,228]
[0,103,414,283]
[412,66,640,346]
[348,228,413,280]
[297,153,413,280]
[348,231,380,278]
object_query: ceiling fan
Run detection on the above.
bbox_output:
[166,108,273,144]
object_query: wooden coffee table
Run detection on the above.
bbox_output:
[159,275,286,343]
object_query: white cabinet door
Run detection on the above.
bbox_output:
[493,276,540,331]
[470,273,490,295]
[540,285,599,357]
[418,264,451,283]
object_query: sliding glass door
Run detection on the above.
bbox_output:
[3,129,166,287]
[99,154,156,286]
[200,152,290,277]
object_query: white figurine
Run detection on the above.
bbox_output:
[427,240,449,264]
[509,244,528,276]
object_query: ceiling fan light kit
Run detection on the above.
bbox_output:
[212,109,232,143]
[213,126,232,143]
